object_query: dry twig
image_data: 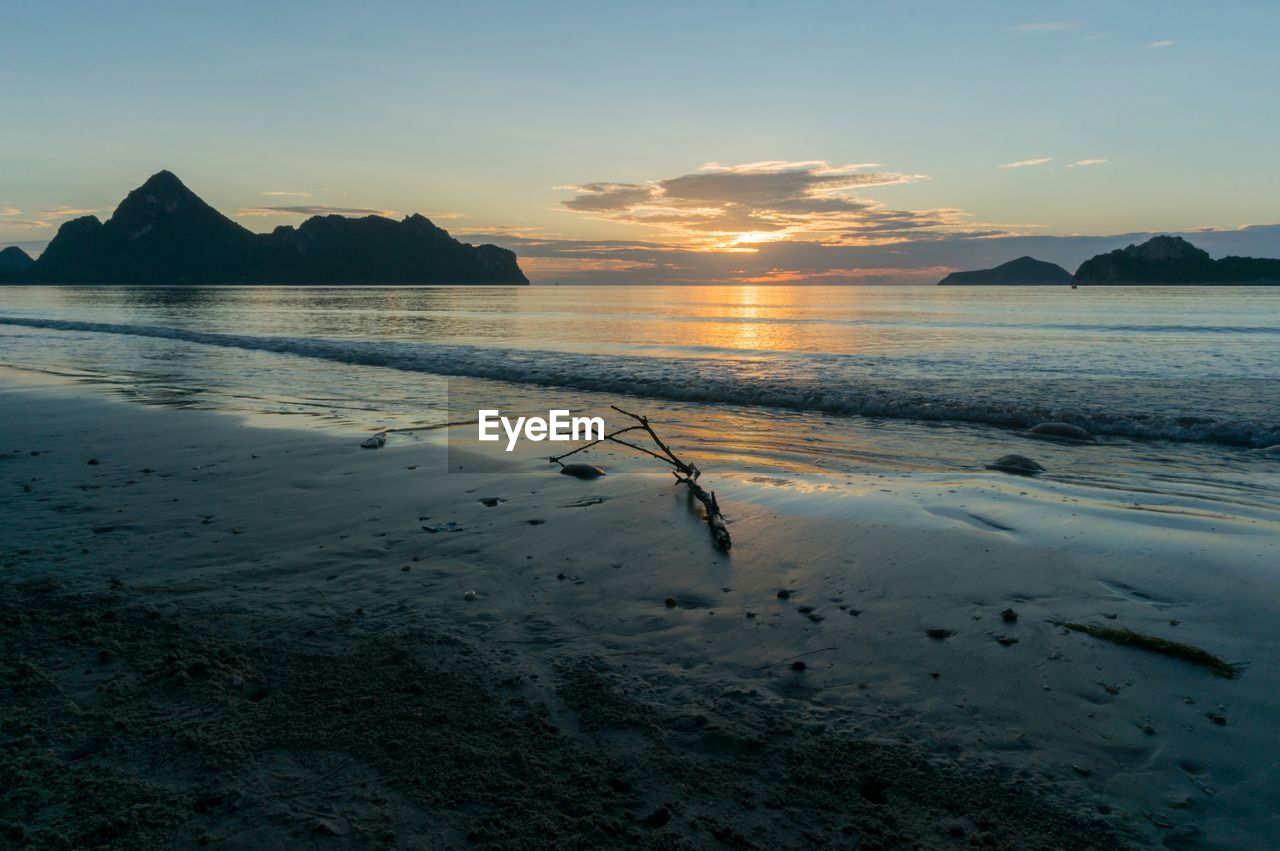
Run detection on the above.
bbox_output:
[549,405,732,551]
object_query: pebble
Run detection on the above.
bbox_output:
[664,597,677,608]
[791,661,806,671]
[463,589,478,601]
[926,628,953,640]
[1000,608,1018,623]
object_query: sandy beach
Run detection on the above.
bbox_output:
[3,372,1277,849]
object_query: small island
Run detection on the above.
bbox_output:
[0,171,528,285]
[1074,235,1280,284]
[939,235,1280,286]
[936,256,1072,286]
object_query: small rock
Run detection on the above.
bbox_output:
[790,660,806,671]
[797,605,814,614]
[776,589,791,600]
[929,672,940,679]
[986,454,1045,476]
[559,463,606,479]
[463,589,478,601]
[1207,713,1227,726]
[1000,608,1018,623]
[1072,764,1093,777]
[640,806,671,828]
[479,497,504,507]
[360,432,387,449]
[995,635,1018,646]
[87,458,99,465]
[926,628,953,640]
[664,597,677,608]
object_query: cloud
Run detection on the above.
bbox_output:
[0,206,21,217]
[1147,39,1175,48]
[558,160,974,250]
[1008,22,1079,33]
[40,206,101,219]
[261,191,313,198]
[467,224,1280,285]
[235,205,399,218]
[998,157,1052,169]
[1068,159,1107,167]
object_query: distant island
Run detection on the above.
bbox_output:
[0,171,527,285]
[936,256,1072,286]
[1074,235,1280,284]
[938,235,1280,286]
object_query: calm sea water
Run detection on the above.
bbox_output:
[1,285,1277,512]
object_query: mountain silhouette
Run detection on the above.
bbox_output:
[1074,235,1280,284]
[0,246,35,281]
[936,256,1072,285]
[8,171,527,285]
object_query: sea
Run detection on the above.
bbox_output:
[0,284,1277,514]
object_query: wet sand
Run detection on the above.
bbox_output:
[2,377,1277,848]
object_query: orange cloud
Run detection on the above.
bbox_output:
[558,160,1003,251]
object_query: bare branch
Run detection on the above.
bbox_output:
[550,406,731,551]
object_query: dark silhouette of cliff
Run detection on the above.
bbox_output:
[936,256,1072,285]
[1074,235,1280,284]
[0,246,35,282]
[9,171,527,285]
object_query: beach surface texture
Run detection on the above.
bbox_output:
[3,374,1277,848]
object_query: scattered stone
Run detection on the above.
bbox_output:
[797,605,814,614]
[1029,422,1094,442]
[986,454,1045,476]
[422,521,464,533]
[664,598,677,608]
[1001,608,1018,623]
[463,589,478,601]
[1206,713,1227,726]
[807,613,824,623]
[556,573,566,580]
[926,628,953,640]
[479,497,504,507]
[790,661,806,672]
[87,458,99,465]
[559,463,606,479]
[1072,764,1093,777]
[848,608,862,617]
[640,806,671,828]
[995,635,1019,646]
[525,519,546,526]
[776,589,791,600]
[929,672,940,679]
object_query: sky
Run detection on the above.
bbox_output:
[2,0,1278,283]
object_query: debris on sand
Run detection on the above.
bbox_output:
[986,455,1045,476]
[1054,621,1243,679]
[558,463,606,479]
[423,521,464,533]
[361,432,388,449]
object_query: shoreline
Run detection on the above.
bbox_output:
[2,377,1278,847]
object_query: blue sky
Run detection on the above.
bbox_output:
[2,0,1278,282]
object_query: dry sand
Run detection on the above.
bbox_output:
[3,375,1277,848]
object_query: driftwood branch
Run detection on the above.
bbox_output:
[549,406,732,552]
